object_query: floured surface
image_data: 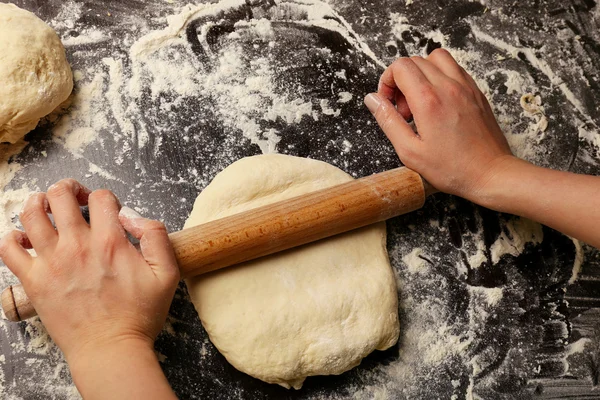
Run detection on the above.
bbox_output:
[185,154,399,389]
[0,0,599,399]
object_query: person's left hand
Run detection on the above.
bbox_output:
[0,179,180,365]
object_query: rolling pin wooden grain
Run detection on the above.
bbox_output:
[1,167,435,322]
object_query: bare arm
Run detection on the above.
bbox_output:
[475,157,600,248]
[364,48,600,248]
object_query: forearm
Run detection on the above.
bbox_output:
[473,156,600,248]
[69,339,177,400]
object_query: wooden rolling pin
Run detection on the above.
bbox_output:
[1,167,434,322]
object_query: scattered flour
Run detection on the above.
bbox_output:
[62,28,107,46]
[126,0,383,154]
[337,92,353,103]
[468,286,503,307]
[52,72,106,156]
[490,217,543,263]
[467,239,487,269]
[569,238,584,284]
[402,247,429,274]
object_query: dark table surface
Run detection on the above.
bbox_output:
[1,0,600,399]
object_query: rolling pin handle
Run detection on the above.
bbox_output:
[1,284,35,322]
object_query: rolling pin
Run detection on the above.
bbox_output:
[1,167,435,322]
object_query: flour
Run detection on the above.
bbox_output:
[62,28,107,46]
[490,217,543,263]
[569,238,584,284]
[578,123,600,158]
[319,99,341,117]
[468,286,503,307]
[402,247,429,274]
[338,92,353,103]
[469,24,596,131]
[126,1,381,155]
[390,13,449,54]
[0,141,27,190]
[467,239,487,269]
[52,72,105,156]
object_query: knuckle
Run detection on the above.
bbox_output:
[47,179,76,198]
[99,233,121,250]
[379,112,398,134]
[89,189,120,207]
[419,88,440,110]
[66,240,88,264]
[6,230,20,242]
[430,47,449,59]
[89,189,113,201]
[0,239,9,257]
[392,57,413,71]
[20,203,42,225]
[144,220,167,233]
[444,82,464,98]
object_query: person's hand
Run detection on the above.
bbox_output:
[0,179,180,365]
[364,48,515,201]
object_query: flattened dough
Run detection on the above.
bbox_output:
[0,4,73,143]
[185,154,400,389]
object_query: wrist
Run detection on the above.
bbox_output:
[467,155,530,211]
[68,336,155,382]
[66,335,175,400]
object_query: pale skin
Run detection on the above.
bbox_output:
[0,48,598,398]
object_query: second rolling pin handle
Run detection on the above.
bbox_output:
[1,285,36,322]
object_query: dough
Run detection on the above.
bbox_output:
[185,154,400,389]
[0,4,73,143]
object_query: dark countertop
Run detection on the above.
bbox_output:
[1,0,600,398]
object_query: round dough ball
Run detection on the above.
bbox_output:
[185,154,400,389]
[0,3,73,143]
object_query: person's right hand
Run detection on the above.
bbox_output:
[364,48,515,201]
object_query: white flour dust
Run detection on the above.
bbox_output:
[0,0,598,399]
[126,0,381,155]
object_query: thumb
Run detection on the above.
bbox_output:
[364,92,420,156]
[119,207,180,284]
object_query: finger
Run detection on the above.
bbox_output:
[0,230,33,280]
[139,221,179,283]
[119,208,179,282]
[364,92,420,155]
[461,67,485,94]
[394,91,412,121]
[377,82,412,121]
[10,230,33,249]
[118,207,149,239]
[46,179,91,233]
[88,189,124,238]
[427,48,471,87]
[378,58,432,108]
[20,193,57,253]
[459,67,492,111]
[409,56,447,85]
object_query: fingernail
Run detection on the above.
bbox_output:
[119,206,143,220]
[364,93,381,114]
